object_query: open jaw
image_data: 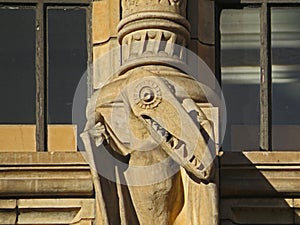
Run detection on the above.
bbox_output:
[140,115,209,181]
[141,115,185,154]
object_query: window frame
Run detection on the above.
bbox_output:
[0,0,92,151]
[216,0,300,151]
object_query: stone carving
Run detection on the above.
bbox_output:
[81,0,218,224]
[117,5,190,73]
[122,0,187,17]
[82,68,218,225]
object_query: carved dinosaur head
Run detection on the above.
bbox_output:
[92,68,216,182]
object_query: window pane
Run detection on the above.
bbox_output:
[272,8,300,150]
[220,8,260,151]
[0,8,36,123]
[48,8,87,124]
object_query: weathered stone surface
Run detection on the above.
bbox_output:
[294,199,300,224]
[0,199,95,225]
[189,40,215,73]
[0,125,36,152]
[221,151,300,165]
[187,0,214,44]
[220,152,300,197]
[72,220,93,225]
[0,200,16,225]
[0,211,16,225]
[0,125,77,152]
[85,0,218,222]
[48,125,77,152]
[92,0,120,44]
[0,152,93,198]
[0,199,16,209]
[17,199,95,224]
[85,0,219,224]
[0,152,88,165]
[121,0,187,18]
[198,103,219,150]
[93,39,120,89]
[221,198,294,224]
[220,152,300,224]
[198,0,215,44]
[187,0,198,38]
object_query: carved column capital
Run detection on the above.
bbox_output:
[118,0,190,74]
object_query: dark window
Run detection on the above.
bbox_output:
[0,8,36,123]
[0,1,91,151]
[48,8,88,124]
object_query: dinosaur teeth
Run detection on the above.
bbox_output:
[145,118,152,124]
[157,128,166,138]
[143,117,178,145]
[167,136,179,149]
[172,137,179,149]
[152,121,159,131]
[149,119,168,140]
[189,156,201,168]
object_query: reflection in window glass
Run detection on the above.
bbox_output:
[0,8,36,123]
[220,8,260,151]
[48,8,87,124]
[272,8,300,150]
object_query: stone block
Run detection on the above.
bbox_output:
[221,198,294,224]
[294,199,300,224]
[221,151,300,165]
[0,152,88,166]
[0,200,17,225]
[0,211,16,225]
[17,199,95,224]
[93,0,120,44]
[188,40,215,73]
[48,125,77,152]
[220,152,300,197]
[72,220,93,225]
[0,125,36,152]
[187,0,215,44]
[0,199,16,209]
[93,40,121,89]
[0,152,93,198]
[0,125,77,152]
[198,0,215,44]
[187,0,198,38]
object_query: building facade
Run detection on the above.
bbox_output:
[0,0,300,224]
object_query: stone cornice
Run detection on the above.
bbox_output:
[220,151,300,197]
[0,152,93,198]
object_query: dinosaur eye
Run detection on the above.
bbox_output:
[134,80,162,109]
[140,87,155,103]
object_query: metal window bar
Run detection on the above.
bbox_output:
[259,0,272,150]
[36,2,47,151]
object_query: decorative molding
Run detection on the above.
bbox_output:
[0,199,95,225]
[0,152,93,198]
[118,0,190,74]
[221,198,297,225]
[220,152,300,224]
[220,151,300,197]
